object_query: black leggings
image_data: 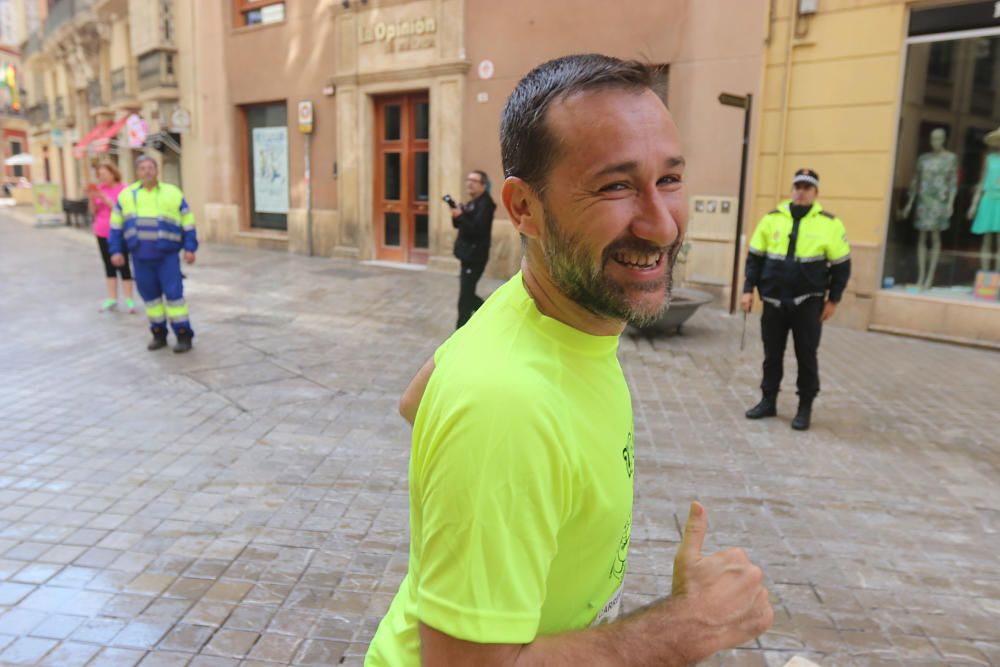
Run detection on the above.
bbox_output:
[96,236,132,280]
[457,261,486,328]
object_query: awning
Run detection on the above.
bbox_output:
[72,121,113,159]
[3,153,33,166]
[90,116,129,154]
[145,131,182,155]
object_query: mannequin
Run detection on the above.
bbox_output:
[900,128,957,290]
[968,127,1000,272]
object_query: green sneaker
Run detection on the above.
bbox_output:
[100,298,117,312]
[125,298,136,313]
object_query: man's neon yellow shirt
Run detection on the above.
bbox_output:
[366,273,635,665]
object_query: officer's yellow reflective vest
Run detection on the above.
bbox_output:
[743,200,851,306]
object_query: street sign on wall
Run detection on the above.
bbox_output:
[298,101,313,134]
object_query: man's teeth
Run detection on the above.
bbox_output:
[613,251,662,268]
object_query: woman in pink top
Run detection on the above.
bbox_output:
[89,162,134,312]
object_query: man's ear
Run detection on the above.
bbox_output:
[502,177,543,241]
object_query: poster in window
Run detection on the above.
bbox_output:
[252,126,289,214]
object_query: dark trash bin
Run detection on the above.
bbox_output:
[63,198,90,228]
[632,288,714,336]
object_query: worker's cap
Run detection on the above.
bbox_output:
[792,168,819,188]
[135,154,156,168]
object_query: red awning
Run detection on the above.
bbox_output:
[90,116,129,154]
[73,121,113,159]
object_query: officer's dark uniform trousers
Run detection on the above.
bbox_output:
[761,297,823,400]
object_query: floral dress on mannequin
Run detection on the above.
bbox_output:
[909,150,957,232]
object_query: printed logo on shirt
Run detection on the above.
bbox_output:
[609,513,632,583]
[592,583,624,626]
[622,431,634,478]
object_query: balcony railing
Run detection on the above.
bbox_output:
[42,0,95,35]
[0,104,24,119]
[87,79,103,109]
[137,50,176,92]
[111,67,132,101]
[26,102,50,126]
[44,0,75,34]
[23,32,43,57]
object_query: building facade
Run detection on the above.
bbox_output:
[752,0,1000,346]
[19,0,192,200]
[0,0,29,184]
[22,0,998,347]
[190,0,767,279]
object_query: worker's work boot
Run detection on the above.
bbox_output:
[745,394,777,419]
[791,399,813,431]
[147,331,168,351]
[173,332,193,354]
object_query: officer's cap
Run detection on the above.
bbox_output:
[792,168,819,188]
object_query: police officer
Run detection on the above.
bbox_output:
[109,155,198,353]
[741,169,851,430]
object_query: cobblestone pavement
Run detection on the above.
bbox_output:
[0,210,998,667]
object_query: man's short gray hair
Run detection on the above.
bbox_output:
[135,154,156,168]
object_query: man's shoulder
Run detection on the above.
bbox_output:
[116,182,141,203]
[160,181,185,198]
[815,205,842,222]
[763,201,790,218]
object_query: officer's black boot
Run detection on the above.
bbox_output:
[147,330,168,351]
[173,331,193,354]
[791,399,813,431]
[745,394,777,419]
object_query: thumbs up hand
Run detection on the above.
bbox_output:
[671,502,774,652]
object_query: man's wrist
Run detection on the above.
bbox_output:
[601,595,715,667]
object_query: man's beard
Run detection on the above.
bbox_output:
[540,201,680,327]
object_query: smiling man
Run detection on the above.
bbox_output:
[366,54,772,666]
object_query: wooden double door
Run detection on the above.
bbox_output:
[374,93,430,264]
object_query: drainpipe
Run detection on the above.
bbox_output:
[775,0,798,196]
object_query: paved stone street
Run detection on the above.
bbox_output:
[0,210,998,667]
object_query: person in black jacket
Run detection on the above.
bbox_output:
[451,170,496,328]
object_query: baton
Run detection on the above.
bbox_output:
[740,311,747,351]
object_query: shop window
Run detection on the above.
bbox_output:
[235,0,285,28]
[242,102,288,231]
[886,31,1000,304]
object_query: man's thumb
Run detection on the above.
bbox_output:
[678,501,708,561]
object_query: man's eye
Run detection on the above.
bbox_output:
[600,182,629,192]
[658,175,682,186]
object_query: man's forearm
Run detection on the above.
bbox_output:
[828,259,851,303]
[514,597,709,667]
[743,253,764,294]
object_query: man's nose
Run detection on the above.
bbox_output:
[633,189,681,247]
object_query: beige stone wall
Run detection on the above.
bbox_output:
[747,0,1000,341]
[196,0,768,279]
[288,208,339,257]
[462,0,768,279]
[331,0,467,262]
[192,0,345,254]
[871,290,1000,346]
